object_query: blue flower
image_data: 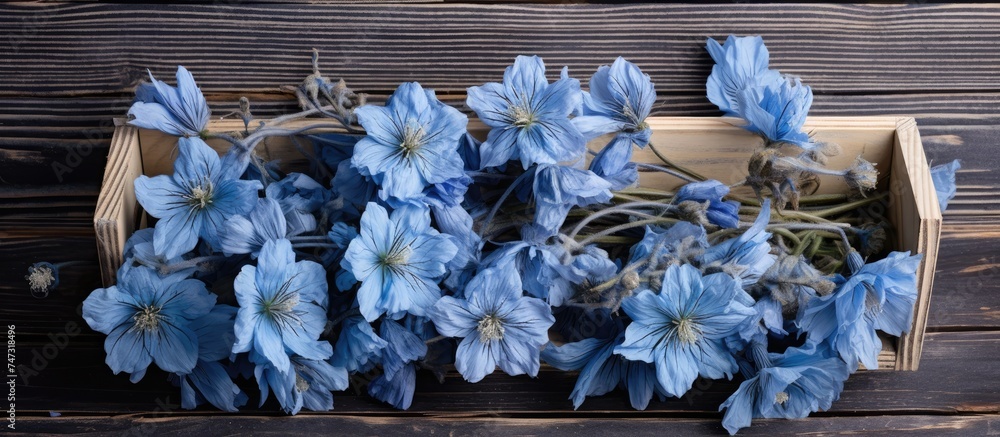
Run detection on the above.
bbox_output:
[232,239,332,373]
[219,198,287,258]
[82,265,216,381]
[627,222,709,266]
[330,315,386,373]
[931,159,961,212]
[736,78,814,147]
[615,264,755,398]
[265,173,331,235]
[428,266,555,382]
[123,229,198,277]
[529,164,613,237]
[352,82,468,202]
[129,66,211,137]
[673,180,741,229]
[697,199,777,287]
[485,234,616,307]
[589,134,639,191]
[467,55,586,168]
[705,35,783,116]
[329,159,378,220]
[342,203,458,321]
[178,305,247,412]
[576,57,656,146]
[797,251,921,371]
[719,343,850,435]
[135,137,263,259]
[368,319,428,409]
[542,316,661,410]
[294,356,350,412]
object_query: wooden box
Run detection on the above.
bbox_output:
[94,116,941,371]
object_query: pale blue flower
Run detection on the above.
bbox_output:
[82,265,216,381]
[797,251,921,371]
[467,55,586,168]
[232,239,332,373]
[542,316,661,410]
[134,137,262,259]
[628,222,708,267]
[705,36,783,116]
[528,164,613,237]
[330,315,386,373]
[576,57,656,146]
[129,66,210,137]
[736,78,813,147]
[123,229,197,277]
[368,319,428,410]
[674,180,741,229]
[219,198,286,258]
[615,264,755,398]
[342,203,458,321]
[719,343,850,435]
[352,82,468,202]
[178,305,246,412]
[931,159,961,212]
[697,199,777,287]
[428,266,555,383]
[589,134,639,190]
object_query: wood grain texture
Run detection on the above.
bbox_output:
[2,3,1000,96]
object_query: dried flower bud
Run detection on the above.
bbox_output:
[676,200,710,227]
[846,156,878,194]
[858,223,888,257]
[621,270,641,291]
[239,96,251,114]
[25,262,59,298]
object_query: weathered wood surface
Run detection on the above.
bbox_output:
[1,1,999,434]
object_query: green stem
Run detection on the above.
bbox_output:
[577,217,678,246]
[648,142,706,181]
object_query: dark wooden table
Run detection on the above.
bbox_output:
[2,2,998,435]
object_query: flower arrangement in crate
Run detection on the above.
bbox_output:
[83,36,961,434]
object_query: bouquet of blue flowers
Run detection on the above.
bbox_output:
[81,35,962,434]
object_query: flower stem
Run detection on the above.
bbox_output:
[647,142,706,181]
[577,217,678,246]
[567,201,676,239]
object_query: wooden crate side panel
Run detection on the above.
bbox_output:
[891,118,943,371]
[94,122,142,287]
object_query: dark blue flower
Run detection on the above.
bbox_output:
[542,316,661,410]
[352,82,468,202]
[294,356,349,412]
[232,239,332,373]
[265,173,331,235]
[529,164,613,237]
[123,229,198,277]
[428,266,555,382]
[330,315,386,373]
[368,319,428,410]
[329,159,378,221]
[342,203,458,321]
[129,66,210,137]
[615,264,755,398]
[736,78,813,147]
[178,305,247,412]
[219,198,287,258]
[576,57,656,147]
[673,180,741,229]
[930,159,961,212]
[467,55,586,168]
[797,251,921,371]
[135,137,263,259]
[719,343,850,435]
[83,265,216,381]
[697,199,777,287]
[705,36,783,116]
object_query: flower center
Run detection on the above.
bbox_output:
[775,391,789,405]
[399,121,425,158]
[477,314,505,342]
[133,306,162,331]
[25,265,55,294]
[674,317,699,344]
[264,292,300,315]
[380,246,412,268]
[186,182,214,210]
[509,103,536,128]
[295,374,311,392]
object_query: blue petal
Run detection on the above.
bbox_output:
[930,159,961,212]
[428,296,479,338]
[455,335,498,383]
